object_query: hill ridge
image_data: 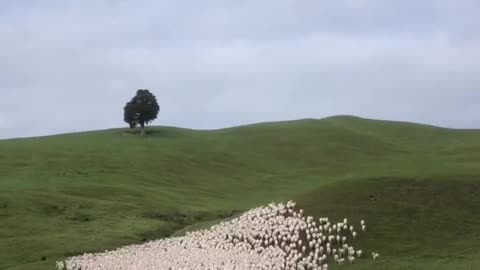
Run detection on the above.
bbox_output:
[2,115,475,141]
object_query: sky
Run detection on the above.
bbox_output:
[1,0,479,139]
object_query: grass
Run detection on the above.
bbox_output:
[296,176,480,270]
[0,115,479,269]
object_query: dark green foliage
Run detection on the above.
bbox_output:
[123,102,138,129]
[123,89,160,134]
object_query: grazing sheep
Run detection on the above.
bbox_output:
[58,202,374,270]
[348,256,355,264]
[56,261,65,270]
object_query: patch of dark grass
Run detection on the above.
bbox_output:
[193,209,239,221]
[144,210,191,225]
[0,200,9,209]
[122,127,189,138]
[137,223,181,241]
[75,171,89,176]
[0,199,8,217]
[44,205,67,216]
[67,212,94,222]
[78,202,93,209]
[145,209,241,227]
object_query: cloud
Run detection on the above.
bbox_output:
[1,0,479,139]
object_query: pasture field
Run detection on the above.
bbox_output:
[1,115,479,269]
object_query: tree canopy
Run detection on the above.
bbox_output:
[123,89,159,135]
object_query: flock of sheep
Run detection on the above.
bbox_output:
[57,201,379,270]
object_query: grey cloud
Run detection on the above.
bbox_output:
[1,1,479,139]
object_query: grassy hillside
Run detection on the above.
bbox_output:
[1,115,479,270]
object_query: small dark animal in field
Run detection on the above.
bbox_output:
[369,195,376,201]
[41,256,46,261]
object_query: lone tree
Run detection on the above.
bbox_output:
[123,89,160,136]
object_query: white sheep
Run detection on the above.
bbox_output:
[354,250,360,257]
[59,202,374,270]
[348,256,355,264]
[55,261,65,270]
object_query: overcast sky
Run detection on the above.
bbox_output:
[1,0,479,139]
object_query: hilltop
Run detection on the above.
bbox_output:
[1,115,479,270]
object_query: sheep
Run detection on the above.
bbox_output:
[356,250,362,257]
[372,252,380,261]
[56,261,65,270]
[59,202,373,270]
[348,256,355,264]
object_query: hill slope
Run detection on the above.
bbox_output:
[1,115,479,270]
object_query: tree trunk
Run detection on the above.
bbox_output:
[140,122,145,136]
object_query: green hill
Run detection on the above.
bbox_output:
[1,115,479,270]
